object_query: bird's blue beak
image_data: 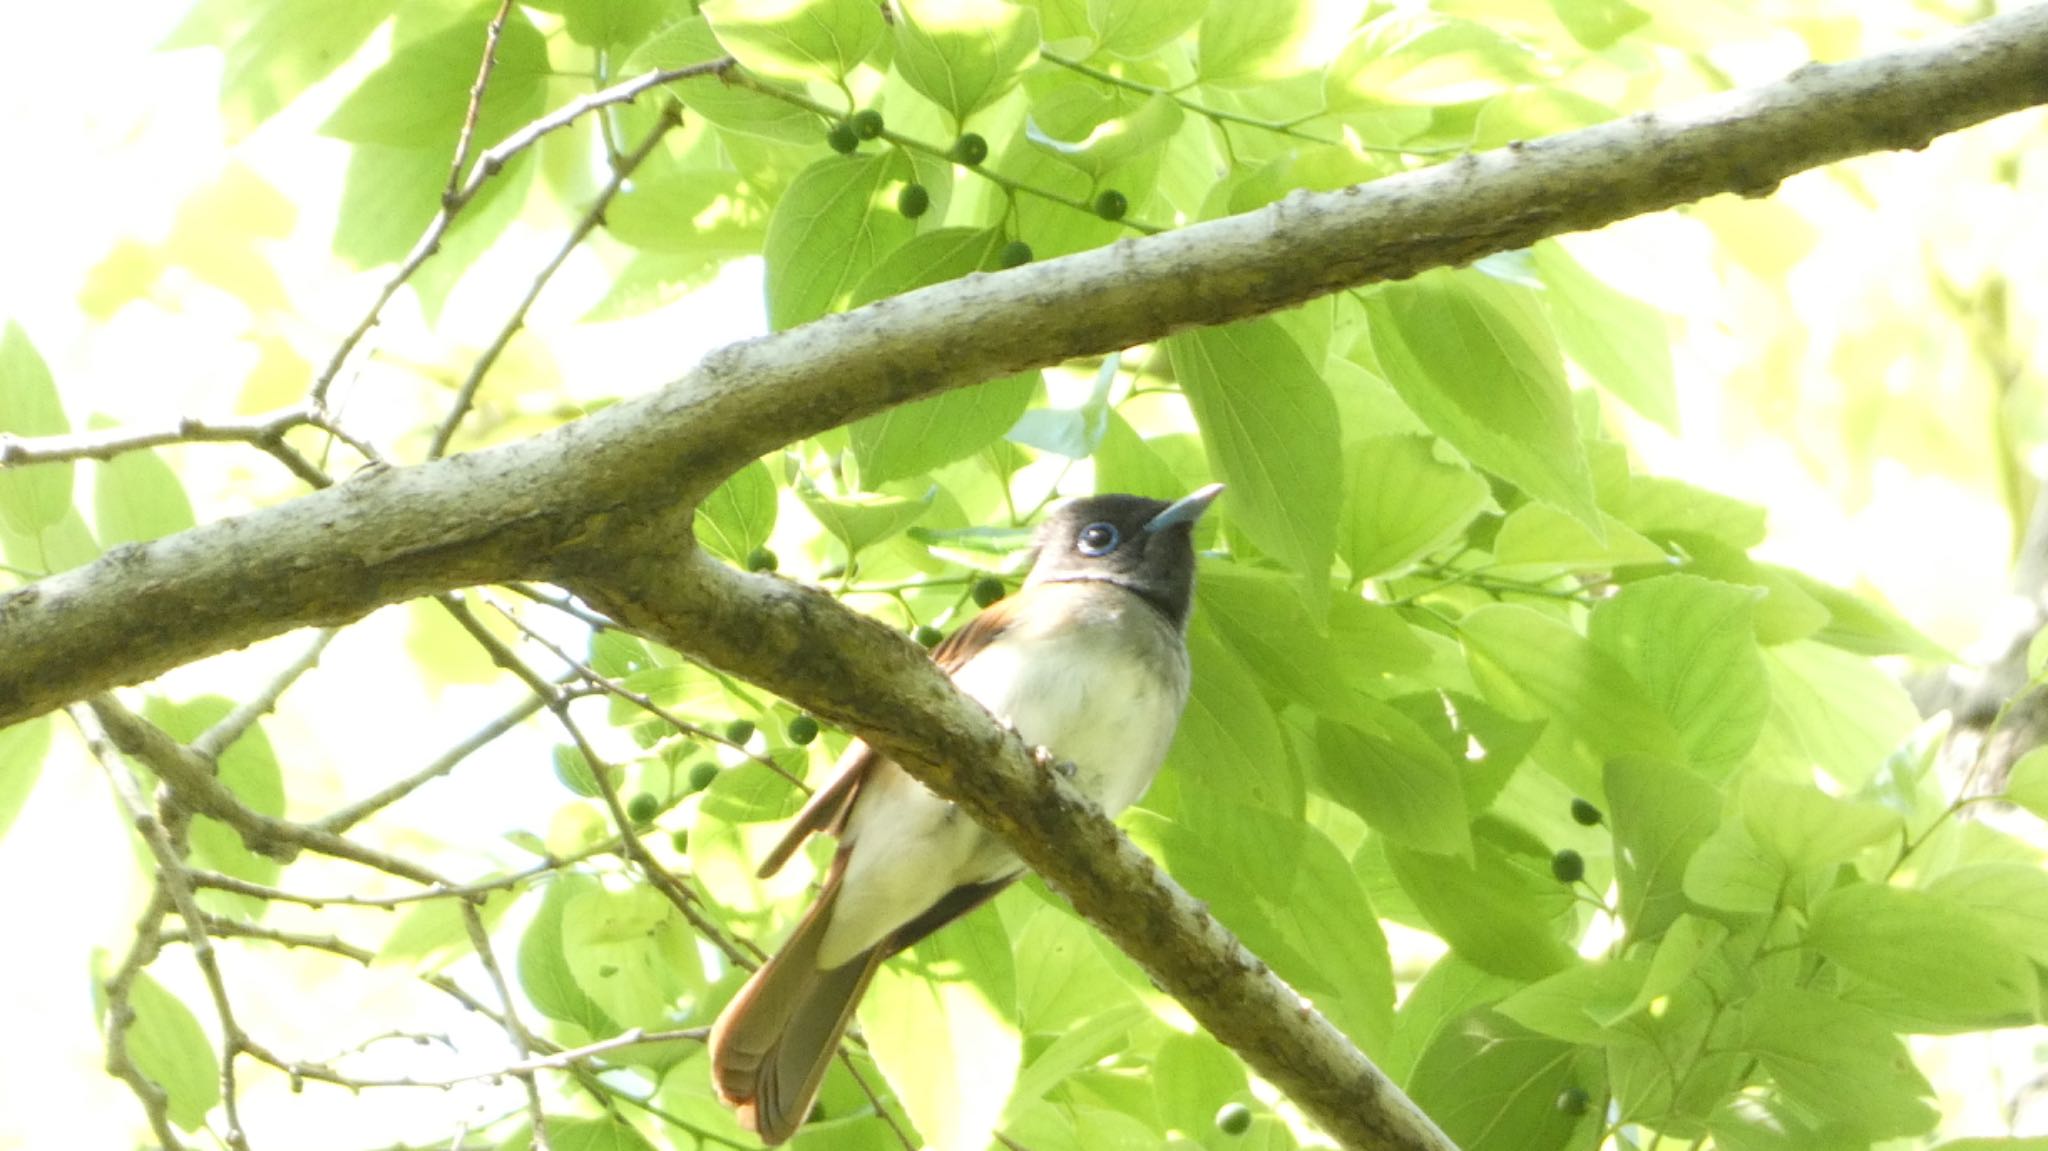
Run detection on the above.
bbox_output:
[1143,483,1224,534]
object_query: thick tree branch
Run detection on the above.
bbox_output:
[6,8,2045,727]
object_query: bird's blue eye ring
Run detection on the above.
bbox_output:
[1077,521,1119,556]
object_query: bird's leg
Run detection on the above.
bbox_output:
[1031,744,1077,778]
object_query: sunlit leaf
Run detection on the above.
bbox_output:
[1363,269,1597,528]
[1167,318,1340,619]
[702,0,884,82]
[0,322,72,535]
[894,0,1040,123]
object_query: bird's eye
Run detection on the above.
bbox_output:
[1076,521,1119,556]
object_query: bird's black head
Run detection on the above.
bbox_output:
[1024,485,1223,628]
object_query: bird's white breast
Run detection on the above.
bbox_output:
[819,583,1190,968]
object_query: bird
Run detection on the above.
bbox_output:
[707,484,1223,1144]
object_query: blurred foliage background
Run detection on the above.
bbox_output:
[1,1,2047,1149]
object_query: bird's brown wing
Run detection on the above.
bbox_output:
[753,598,1022,880]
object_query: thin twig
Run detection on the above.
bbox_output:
[192,628,337,761]
[88,695,454,887]
[73,705,256,1151]
[445,0,520,205]
[310,59,729,410]
[316,687,557,834]
[426,100,686,458]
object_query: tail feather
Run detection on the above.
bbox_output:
[709,858,886,1145]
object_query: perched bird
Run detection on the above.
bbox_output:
[708,484,1223,1143]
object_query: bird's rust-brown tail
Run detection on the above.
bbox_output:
[708,859,885,1145]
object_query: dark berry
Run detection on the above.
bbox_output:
[1215,1103,1252,1135]
[951,132,988,166]
[1556,1086,1591,1115]
[998,240,1033,268]
[850,109,884,139]
[826,121,859,154]
[1094,189,1128,220]
[626,793,660,824]
[686,761,719,793]
[898,183,930,219]
[745,546,778,573]
[787,714,820,745]
[1570,797,1603,826]
[670,828,690,853]
[724,718,756,745]
[971,576,1006,607]
[1551,848,1585,884]
[913,624,943,648]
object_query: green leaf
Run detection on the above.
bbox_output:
[0,505,101,576]
[894,0,1040,123]
[1026,90,1184,179]
[0,717,51,842]
[1488,503,1668,576]
[1737,776,1901,875]
[94,450,197,548]
[1406,1010,1591,1151]
[1931,1140,2048,1151]
[1532,240,1675,431]
[142,697,286,918]
[764,153,916,330]
[629,16,820,143]
[1087,0,1203,58]
[1386,818,1577,980]
[1681,821,1780,916]
[1807,882,2039,1027]
[519,1115,659,1151]
[518,873,617,1034]
[1363,268,1597,527]
[702,0,884,82]
[1494,958,1648,1043]
[539,0,666,52]
[322,9,548,147]
[847,230,1038,483]
[124,972,222,1131]
[0,321,73,535]
[375,890,514,971]
[1327,15,1537,109]
[1766,567,1948,660]
[1152,1032,1251,1143]
[552,743,604,797]
[1167,318,1340,618]
[699,753,809,822]
[1196,567,1429,717]
[1199,0,1314,86]
[211,0,395,136]
[1588,575,1769,777]
[1548,0,1651,50]
[1749,641,1919,789]
[1605,757,1720,939]
[1316,718,1469,857]
[1341,434,1491,580]
[696,458,780,565]
[1733,988,1937,1138]
[1600,474,1766,552]
[1460,604,1685,791]
[1091,411,1185,499]
[564,884,703,1037]
[1385,955,1519,1084]
[1926,862,2048,965]
[1165,621,1299,813]
[798,482,934,556]
[865,903,1019,1151]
